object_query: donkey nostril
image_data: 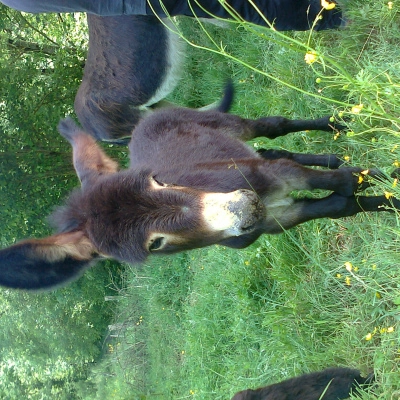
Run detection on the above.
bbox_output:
[241,223,256,232]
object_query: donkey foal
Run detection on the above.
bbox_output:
[0,101,398,289]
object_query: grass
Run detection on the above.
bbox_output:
[80,2,400,399]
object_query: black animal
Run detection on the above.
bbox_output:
[231,367,374,400]
[74,14,184,143]
[0,88,399,290]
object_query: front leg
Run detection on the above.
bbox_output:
[263,194,400,234]
[257,149,343,168]
[258,160,376,197]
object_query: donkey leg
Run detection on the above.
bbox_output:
[264,160,376,196]
[301,166,384,196]
[257,149,343,168]
[265,193,400,233]
[246,115,346,140]
[222,115,345,141]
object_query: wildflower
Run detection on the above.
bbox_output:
[372,264,377,270]
[344,261,352,271]
[321,0,336,9]
[351,104,364,114]
[384,191,394,199]
[393,160,400,167]
[361,169,369,175]
[365,333,373,341]
[345,276,351,286]
[190,390,196,395]
[336,273,342,278]
[393,178,398,188]
[388,326,395,333]
[344,155,350,162]
[388,1,393,9]
[358,175,364,184]
[376,292,382,299]
[244,260,250,265]
[380,327,387,334]
[305,51,317,65]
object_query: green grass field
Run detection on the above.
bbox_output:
[81,2,400,399]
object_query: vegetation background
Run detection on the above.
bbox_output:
[0,0,399,398]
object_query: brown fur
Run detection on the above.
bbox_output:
[0,97,399,289]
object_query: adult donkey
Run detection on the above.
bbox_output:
[231,367,373,400]
[0,87,398,290]
[74,14,184,143]
[74,0,345,143]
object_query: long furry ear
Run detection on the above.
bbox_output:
[0,231,98,290]
[58,117,119,189]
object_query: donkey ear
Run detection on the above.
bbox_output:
[0,231,98,290]
[58,117,119,189]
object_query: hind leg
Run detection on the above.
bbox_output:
[221,114,346,142]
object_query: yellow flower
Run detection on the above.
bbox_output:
[388,1,393,9]
[358,175,364,184]
[393,160,400,167]
[365,332,373,341]
[387,326,395,333]
[244,260,250,265]
[336,273,342,278]
[345,276,351,286]
[393,178,398,188]
[351,104,364,114]
[344,261,352,271]
[305,51,317,65]
[321,0,336,9]
[344,155,350,162]
[384,191,394,199]
[376,292,382,299]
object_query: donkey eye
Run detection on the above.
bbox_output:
[151,176,176,188]
[152,176,168,187]
[148,237,165,252]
